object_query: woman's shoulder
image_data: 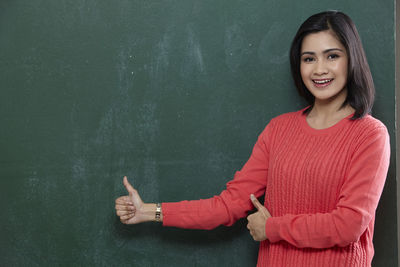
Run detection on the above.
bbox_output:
[348,114,390,148]
[260,109,304,136]
[269,108,305,124]
[352,114,388,135]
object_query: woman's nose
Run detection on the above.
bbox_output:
[313,60,328,75]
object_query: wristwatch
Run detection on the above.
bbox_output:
[155,203,161,222]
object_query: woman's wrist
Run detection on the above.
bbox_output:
[142,203,163,222]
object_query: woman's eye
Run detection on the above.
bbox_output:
[328,54,339,60]
[302,57,314,62]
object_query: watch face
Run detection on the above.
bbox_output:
[156,203,161,221]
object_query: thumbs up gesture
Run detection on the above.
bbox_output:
[247,194,271,241]
[115,176,146,224]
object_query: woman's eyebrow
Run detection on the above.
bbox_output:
[300,48,344,56]
[323,48,344,53]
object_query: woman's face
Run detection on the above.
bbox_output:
[300,30,349,104]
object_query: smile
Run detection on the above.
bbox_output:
[312,79,334,87]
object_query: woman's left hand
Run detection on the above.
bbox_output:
[247,194,271,241]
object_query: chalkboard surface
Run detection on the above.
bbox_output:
[0,1,396,266]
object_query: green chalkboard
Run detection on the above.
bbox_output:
[0,1,396,266]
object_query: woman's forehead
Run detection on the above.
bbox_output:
[301,30,345,52]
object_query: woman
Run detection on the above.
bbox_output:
[115,11,390,266]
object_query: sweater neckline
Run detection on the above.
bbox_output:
[299,108,354,136]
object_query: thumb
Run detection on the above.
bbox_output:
[123,176,144,207]
[123,176,135,195]
[250,194,270,218]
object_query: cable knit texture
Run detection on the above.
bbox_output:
[162,109,390,267]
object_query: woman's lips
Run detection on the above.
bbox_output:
[312,78,334,88]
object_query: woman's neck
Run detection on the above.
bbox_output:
[306,87,355,129]
[307,102,355,130]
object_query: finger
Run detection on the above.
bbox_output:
[115,204,136,211]
[264,207,272,218]
[123,176,136,195]
[250,194,263,210]
[121,212,135,219]
[115,207,135,213]
[250,194,269,218]
[118,211,135,218]
[115,196,133,205]
[121,213,135,220]
[116,210,135,216]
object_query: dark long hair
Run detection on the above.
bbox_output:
[290,11,375,119]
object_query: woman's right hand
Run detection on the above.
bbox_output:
[115,176,150,224]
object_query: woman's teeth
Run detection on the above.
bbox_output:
[313,79,333,84]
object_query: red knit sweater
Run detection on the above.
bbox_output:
[162,109,390,267]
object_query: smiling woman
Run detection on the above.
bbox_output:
[300,30,351,129]
[290,11,375,121]
[115,11,390,267]
[300,31,348,101]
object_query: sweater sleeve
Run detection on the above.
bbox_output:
[265,125,390,248]
[162,121,274,230]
